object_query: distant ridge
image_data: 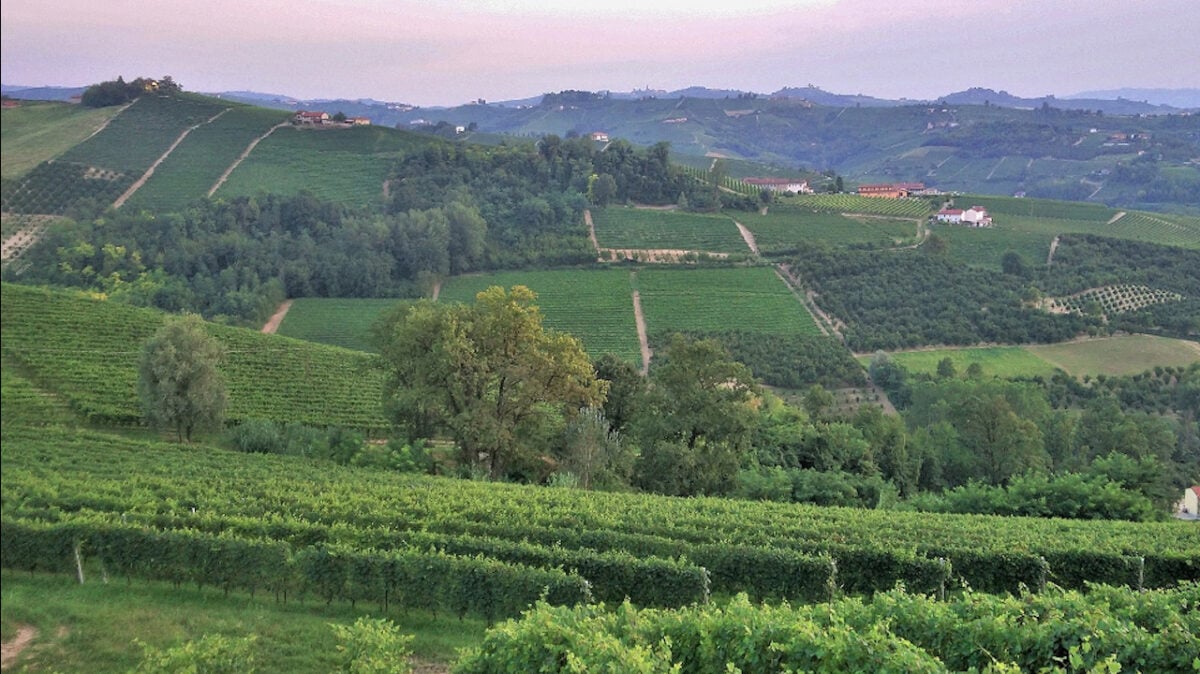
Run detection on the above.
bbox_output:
[938,87,1186,114]
[1,84,87,101]
[1067,88,1200,109]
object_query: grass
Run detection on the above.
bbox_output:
[637,267,821,337]
[125,106,291,212]
[216,126,428,205]
[932,224,1054,269]
[0,102,122,179]
[741,209,918,252]
[1027,335,1200,377]
[276,297,412,353]
[863,335,1200,379]
[590,207,749,253]
[439,269,641,362]
[0,570,482,673]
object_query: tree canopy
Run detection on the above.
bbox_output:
[137,314,227,442]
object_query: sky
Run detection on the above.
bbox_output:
[3,0,1198,106]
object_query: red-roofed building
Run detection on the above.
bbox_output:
[293,110,330,125]
[935,208,964,224]
[857,182,925,198]
[1179,486,1200,517]
[744,177,813,194]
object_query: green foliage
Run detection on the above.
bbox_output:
[138,313,227,442]
[132,633,258,674]
[911,473,1162,521]
[331,617,412,674]
[375,286,606,479]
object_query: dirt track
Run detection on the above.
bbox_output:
[114,108,231,208]
[1,626,37,670]
[261,299,294,334]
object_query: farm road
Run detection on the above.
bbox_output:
[209,122,290,197]
[734,221,759,255]
[114,108,231,209]
[261,300,294,334]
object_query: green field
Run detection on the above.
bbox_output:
[1,283,389,431]
[0,102,122,179]
[637,267,821,337]
[439,269,641,362]
[125,105,290,211]
[217,126,428,205]
[863,346,1060,379]
[932,223,1054,268]
[275,297,411,353]
[780,193,933,218]
[742,208,919,252]
[590,207,748,253]
[57,94,229,172]
[1028,335,1200,377]
[866,335,1200,379]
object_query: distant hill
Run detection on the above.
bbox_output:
[937,87,1185,115]
[771,85,901,108]
[1068,88,1200,109]
[1,84,87,101]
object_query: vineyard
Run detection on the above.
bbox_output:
[929,223,1054,268]
[216,126,428,205]
[276,297,412,353]
[0,283,389,431]
[439,269,642,363]
[741,209,919,253]
[124,105,291,212]
[590,207,749,253]
[1047,284,1185,317]
[2,424,1196,620]
[781,193,934,218]
[637,267,822,337]
[0,101,123,180]
[0,160,135,215]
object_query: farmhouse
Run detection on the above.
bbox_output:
[293,110,330,125]
[858,182,925,198]
[1178,486,1200,518]
[937,205,993,227]
[591,131,610,142]
[347,116,372,126]
[744,177,813,194]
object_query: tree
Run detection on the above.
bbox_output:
[587,173,617,207]
[137,314,227,442]
[802,384,835,419]
[374,286,606,480]
[556,407,631,490]
[1001,250,1029,277]
[936,357,957,379]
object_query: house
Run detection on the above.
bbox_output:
[1178,486,1200,518]
[935,208,964,224]
[348,116,372,126]
[591,131,610,143]
[961,206,993,227]
[744,177,813,194]
[858,182,925,198]
[293,110,330,125]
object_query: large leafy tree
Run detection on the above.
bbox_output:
[137,314,227,442]
[375,286,606,479]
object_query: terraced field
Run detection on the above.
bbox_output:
[0,283,388,431]
[590,207,748,253]
[125,106,290,212]
[217,126,428,205]
[439,269,641,362]
[637,267,820,337]
[741,208,919,252]
[275,297,412,353]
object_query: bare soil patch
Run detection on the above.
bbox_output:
[261,299,294,334]
[1,626,37,670]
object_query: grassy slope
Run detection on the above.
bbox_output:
[0,102,122,179]
[0,283,388,431]
[741,210,918,251]
[276,297,411,353]
[216,125,427,205]
[0,571,482,673]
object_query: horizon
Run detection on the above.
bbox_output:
[3,0,1199,108]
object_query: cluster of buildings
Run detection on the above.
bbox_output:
[856,182,935,198]
[292,111,371,127]
[935,205,993,227]
[743,177,813,194]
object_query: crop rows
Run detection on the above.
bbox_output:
[1,283,389,431]
[1048,284,1185,316]
[276,298,412,353]
[217,126,426,205]
[781,194,933,218]
[959,194,1117,222]
[741,210,917,252]
[126,106,291,212]
[591,207,749,253]
[638,267,822,337]
[0,161,134,215]
[58,94,230,172]
[439,269,642,362]
[3,424,1195,607]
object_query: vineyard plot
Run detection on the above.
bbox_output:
[742,209,918,252]
[637,267,821,337]
[276,297,411,353]
[590,208,749,253]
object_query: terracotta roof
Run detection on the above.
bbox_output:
[938,209,964,215]
[1192,486,1200,497]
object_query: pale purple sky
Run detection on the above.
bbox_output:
[3,0,1198,106]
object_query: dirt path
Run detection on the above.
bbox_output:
[261,299,294,334]
[1106,211,1127,225]
[114,108,231,209]
[631,277,652,375]
[382,178,391,201]
[80,101,134,143]
[1,626,37,670]
[734,221,759,255]
[1047,235,1061,266]
[583,209,601,255]
[208,122,288,197]
[431,279,442,301]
